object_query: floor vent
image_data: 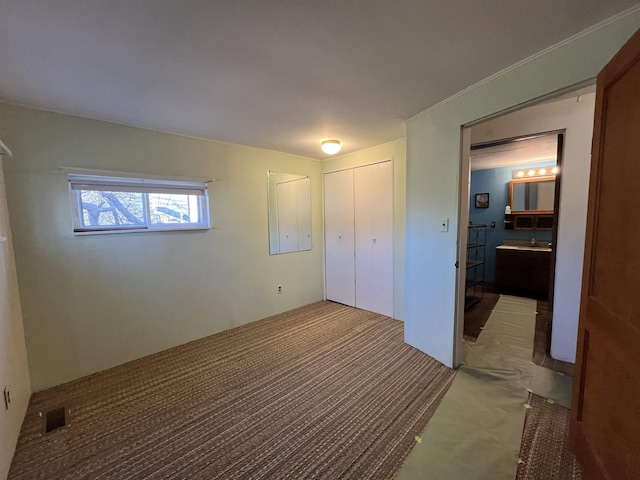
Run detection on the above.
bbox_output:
[44,407,67,433]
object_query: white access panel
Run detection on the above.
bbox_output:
[324,168,356,306]
[354,161,393,317]
[276,180,299,253]
[296,177,312,251]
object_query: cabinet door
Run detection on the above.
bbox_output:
[324,169,355,306]
[354,161,393,317]
[296,177,311,251]
[276,180,299,253]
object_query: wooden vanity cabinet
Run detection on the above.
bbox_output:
[495,248,551,296]
[504,213,554,230]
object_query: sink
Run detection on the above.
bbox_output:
[496,245,552,252]
[496,240,552,252]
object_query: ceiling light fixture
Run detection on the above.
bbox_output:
[321,139,342,155]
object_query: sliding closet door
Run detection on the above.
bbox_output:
[354,161,393,317]
[324,169,355,306]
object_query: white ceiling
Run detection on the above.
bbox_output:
[469,84,597,170]
[1,1,637,160]
[470,134,558,171]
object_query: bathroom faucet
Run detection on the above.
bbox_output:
[530,237,536,246]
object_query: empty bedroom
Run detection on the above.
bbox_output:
[1,2,639,479]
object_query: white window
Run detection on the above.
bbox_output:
[69,174,210,234]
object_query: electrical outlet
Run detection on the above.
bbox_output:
[3,386,10,410]
[277,284,283,294]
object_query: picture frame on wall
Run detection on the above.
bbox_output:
[475,193,489,208]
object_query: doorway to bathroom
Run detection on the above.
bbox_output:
[464,131,561,362]
[458,84,596,368]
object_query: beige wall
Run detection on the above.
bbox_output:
[0,156,31,479]
[0,103,324,392]
[322,139,406,320]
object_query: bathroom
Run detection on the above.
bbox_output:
[463,132,560,346]
[461,85,596,368]
[467,133,559,302]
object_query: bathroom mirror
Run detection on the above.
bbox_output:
[509,176,556,213]
[267,171,311,255]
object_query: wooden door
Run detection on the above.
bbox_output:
[354,161,393,317]
[324,169,355,306]
[571,28,640,479]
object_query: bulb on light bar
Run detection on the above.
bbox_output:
[514,166,559,179]
[321,140,342,155]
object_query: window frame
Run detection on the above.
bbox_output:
[68,174,211,235]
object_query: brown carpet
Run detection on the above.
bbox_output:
[9,301,455,480]
[517,394,582,480]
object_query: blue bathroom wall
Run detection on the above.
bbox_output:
[469,161,555,283]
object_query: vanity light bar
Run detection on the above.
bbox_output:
[514,166,558,179]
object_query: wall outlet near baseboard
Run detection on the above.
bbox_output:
[277,285,283,294]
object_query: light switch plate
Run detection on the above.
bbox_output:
[440,218,449,232]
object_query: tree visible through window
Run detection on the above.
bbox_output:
[69,174,209,234]
[80,190,145,227]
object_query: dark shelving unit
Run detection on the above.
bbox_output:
[465,224,486,310]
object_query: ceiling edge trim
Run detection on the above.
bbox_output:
[406,4,640,124]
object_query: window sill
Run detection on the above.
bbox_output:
[73,226,211,236]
